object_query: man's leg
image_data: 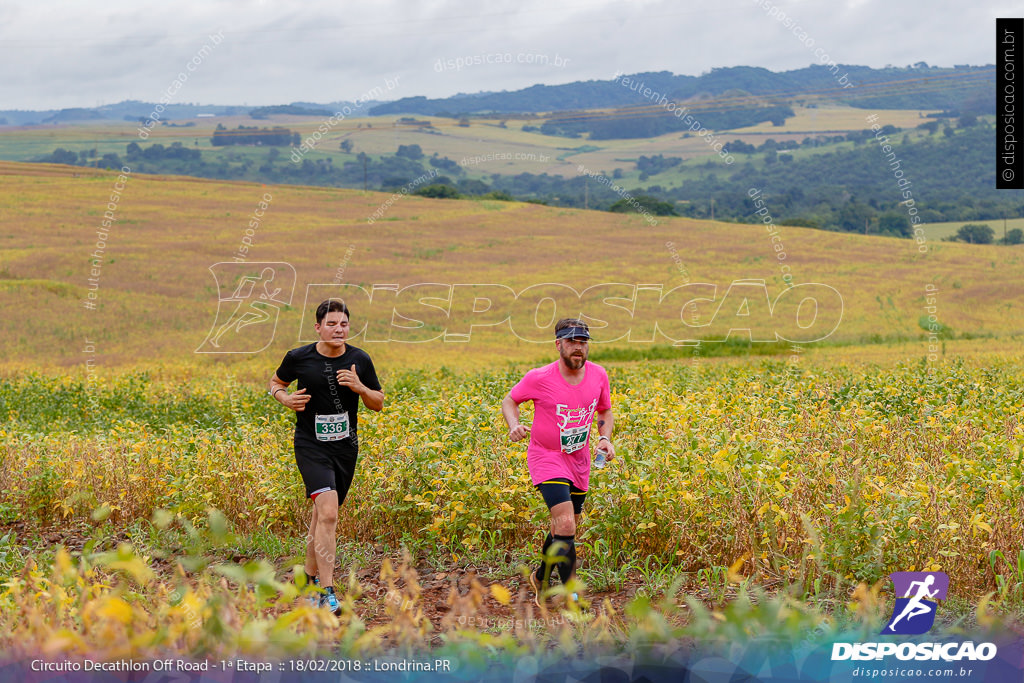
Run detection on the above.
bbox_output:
[548,500,577,585]
[534,481,574,587]
[565,485,586,580]
[295,448,343,613]
[304,503,320,579]
[573,512,582,573]
[311,490,340,588]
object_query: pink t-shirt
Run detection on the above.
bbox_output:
[509,360,611,490]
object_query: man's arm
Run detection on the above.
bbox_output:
[595,408,616,460]
[337,364,384,412]
[269,373,309,412]
[359,387,385,412]
[501,393,530,442]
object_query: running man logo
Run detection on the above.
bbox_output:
[882,571,949,635]
[196,262,295,354]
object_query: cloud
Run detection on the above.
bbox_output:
[0,0,1003,110]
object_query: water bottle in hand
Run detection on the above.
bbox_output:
[594,443,608,469]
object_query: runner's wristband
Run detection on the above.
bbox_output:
[272,388,285,399]
[598,435,610,442]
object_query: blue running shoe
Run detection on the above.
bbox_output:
[319,587,341,616]
[306,574,320,607]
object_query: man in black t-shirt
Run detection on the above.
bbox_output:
[269,299,384,615]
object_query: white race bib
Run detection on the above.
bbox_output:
[314,413,350,441]
[560,424,589,454]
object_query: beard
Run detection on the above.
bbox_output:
[560,346,587,369]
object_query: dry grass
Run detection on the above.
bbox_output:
[0,162,1021,370]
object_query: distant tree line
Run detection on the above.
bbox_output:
[249,105,332,119]
[538,104,794,139]
[125,142,200,161]
[948,223,1024,245]
[481,121,1024,235]
[210,124,298,146]
[367,65,994,117]
[31,118,1024,242]
[636,154,682,179]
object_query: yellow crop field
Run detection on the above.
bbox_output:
[1,345,1023,661]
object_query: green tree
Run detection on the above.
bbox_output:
[609,195,679,216]
[838,201,875,233]
[96,153,123,170]
[414,184,460,199]
[1003,228,1023,245]
[958,112,977,128]
[396,144,423,160]
[44,148,79,165]
[954,223,994,244]
[481,190,515,201]
[878,212,911,237]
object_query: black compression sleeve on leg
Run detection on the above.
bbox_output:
[535,532,554,583]
[553,534,576,585]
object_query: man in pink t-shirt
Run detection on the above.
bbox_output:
[501,318,615,605]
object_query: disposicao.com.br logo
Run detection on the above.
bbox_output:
[832,571,997,662]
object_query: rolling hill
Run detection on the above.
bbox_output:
[0,161,1021,372]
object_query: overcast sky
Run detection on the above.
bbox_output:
[0,0,1013,110]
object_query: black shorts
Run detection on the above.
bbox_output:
[536,478,587,515]
[295,445,358,502]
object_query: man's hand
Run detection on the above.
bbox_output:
[598,438,616,462]
[508,424,530,442]
[283,387,311,412]
[337,364,365,393]
[595,409,615,461]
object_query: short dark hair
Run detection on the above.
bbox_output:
[555,318,589,334]
[316,298,350,325]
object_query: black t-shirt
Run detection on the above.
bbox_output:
[275,343,381,455]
